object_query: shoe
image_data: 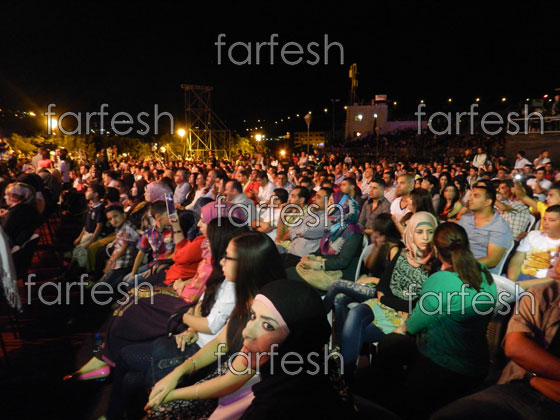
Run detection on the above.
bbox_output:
[63,366,111,381]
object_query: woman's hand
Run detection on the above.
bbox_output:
[173,279,187,296]
[357,276,379,285]
[392,323,408,335]
[175,329,198,351]
[376,291,384,300]
[145,372,180,410]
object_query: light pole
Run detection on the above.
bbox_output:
[330,99,340,143]
[304,112,312,154]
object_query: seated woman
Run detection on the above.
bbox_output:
[323,214,403,346]
[340,212,438,375]
[368,222,497,419]
[0,182,41,247]
[102,217,250,420]
[439,184,463,221]
[286,192,363,291]
[64,202,244,381]
[145,232,285,420]
[238,280,358,419]
[395,188,437,235]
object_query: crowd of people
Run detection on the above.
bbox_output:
[1,143,560,420]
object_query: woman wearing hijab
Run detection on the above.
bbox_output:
[286,192,364,291]
[340,211,439,375]
[238,280,357,420]
[369,223,497,418]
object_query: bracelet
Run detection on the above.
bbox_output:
[196,384,200,400]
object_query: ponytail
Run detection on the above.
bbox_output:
[435,223,493,291]
[449,243,483,291]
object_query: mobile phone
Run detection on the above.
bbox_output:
[165,193,176,219]
[514,174,523,181]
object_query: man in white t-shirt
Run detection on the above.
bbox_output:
[390,174,414,221]
[526,167,553,202]
[256,170,276,204]
[507,205,560,281]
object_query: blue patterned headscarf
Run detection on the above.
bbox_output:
[319,192,362,255]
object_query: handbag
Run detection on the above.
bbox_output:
[295,255,343,291]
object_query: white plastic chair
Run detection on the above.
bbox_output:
[524,214,536,233]
[494,240,515,276]
[354,235,370,281]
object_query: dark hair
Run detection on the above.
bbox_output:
[438,172,453,194]
[343,177,357,189]
[423,175,439,195]
[551,183,560,194]
[104,187,120,203]
[255,170,267,181]
[518,150,526,157]
[545,204,560,216]
[149,200,167,216]
[293,186,311,202]
[434,223,493,291]
[472,184,497,208]
[229,180,243,194]
[200,217,250,318]
[226,232,286,353]
[105,204,124,215]
[273,188,288,204]
[373,213,401,244]
[410,188,437,218]
[499,179,514,189]
[319,187,333,198]
[371,178,386,189]
[88,183,105,198]
[439,184,460,215]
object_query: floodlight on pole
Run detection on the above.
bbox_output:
[304,112,312,154]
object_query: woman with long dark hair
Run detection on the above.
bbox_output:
[145,232,286,420]
[369,222,497,419]
[323,214,403,346]
[396,188,437,235]
[438,184,463,221]
[101,217,249,420]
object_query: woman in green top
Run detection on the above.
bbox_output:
[368,222,498,419]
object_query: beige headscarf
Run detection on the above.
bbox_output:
[404,211,438,268]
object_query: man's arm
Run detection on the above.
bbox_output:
[507,251,526,281]
[514,182,539,210]
[477,243,506,269]
[504,332,560,380]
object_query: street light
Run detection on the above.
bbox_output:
[304,112,312,154]
[177,128,186,137]
[47,116,58,134]
[255,134,262,142]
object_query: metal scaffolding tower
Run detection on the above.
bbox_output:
[180,84,231,160]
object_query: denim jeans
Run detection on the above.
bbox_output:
[323,279,378,346]
[340,303,385,373]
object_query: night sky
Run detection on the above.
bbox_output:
[1,2,557,135]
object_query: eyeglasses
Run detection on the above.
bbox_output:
[221,256,238,262]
